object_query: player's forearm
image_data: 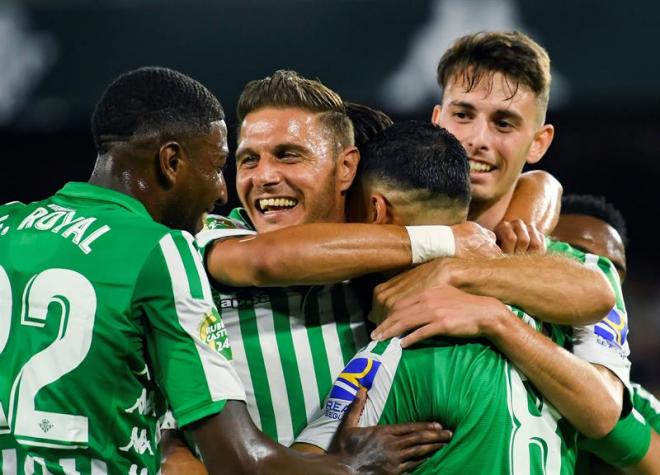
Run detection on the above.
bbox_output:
[505,170,562,234]
[191,402,352,475]
[209,223,411,287]
[485,311,621,438]
[625,432,660,475]
[449,255,615,325]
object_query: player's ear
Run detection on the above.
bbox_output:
[527,124,554,165]
[158,141,184,187]
[431,104,443,126]
[336,146,360,193]
[370,193,393,225]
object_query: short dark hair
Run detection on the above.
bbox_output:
[345,102,393,149]
[236,70,353,152]
[437,31,551,122]
[562,194,628,246]
[360,120,470,210]
[91,66,224,154]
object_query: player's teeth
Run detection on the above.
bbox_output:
[469,161,493,172]
[259,198,297,210]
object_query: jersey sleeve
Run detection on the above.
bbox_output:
[133,230,246,428]
[196,213,256,250]
[547,239,631,385]
[631,383,660,433]
[295,339,402,450]
[578,406,652,467]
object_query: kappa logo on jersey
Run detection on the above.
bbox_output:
[198,308,231,355]
[594,307,629,348]
[324,357,382,421]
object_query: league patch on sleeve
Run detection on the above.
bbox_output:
[594,307,629,348]
[324,357,382,421]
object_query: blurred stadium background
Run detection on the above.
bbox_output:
[1,0,657,393]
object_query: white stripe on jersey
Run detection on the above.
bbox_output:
[159,233,246,403]
[342,285,369,352]
[254,303,295,445]
[218,293,262,429]
[320,290,348,381]
[1,449,16,475]
[288,293,323,421]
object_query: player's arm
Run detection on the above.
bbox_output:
[579,397,660,475]
[190,397,445,475]
[372,254,614,326]
[371,285,621,438]
[205,222,499,287]
[505,170,562,234]
[494,170,562,254]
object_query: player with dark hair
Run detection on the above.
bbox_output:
[551,194,660,475]
[296,121,590,473]
[371,31,629,444]
[345,102,394,149]
[554,194,628,280]
[0,66,447,475]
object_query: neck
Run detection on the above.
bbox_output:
[88,154,162,221]
[467,188,514,231]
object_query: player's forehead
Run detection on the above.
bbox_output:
[442,71,538,118]
[237,107,329,154]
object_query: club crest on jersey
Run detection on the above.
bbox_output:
[203,214,251,231]
[198,308,231,356]
[324,357,382,421]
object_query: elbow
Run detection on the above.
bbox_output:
[581,411,619,440]
[579,397,621,439]
[575,274,616,325]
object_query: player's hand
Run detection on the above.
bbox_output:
[451,222,501,259]
[371,285,511,348]
[371,258,460,324]
[161,430,208,475]
[494,219,546,255]
[330,388,452,474]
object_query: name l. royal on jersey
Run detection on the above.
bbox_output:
[15,203,110,254]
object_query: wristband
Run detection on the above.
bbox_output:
[405,225,455,264]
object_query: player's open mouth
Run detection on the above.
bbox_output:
[256,197,299,214]
[469,159,494,173]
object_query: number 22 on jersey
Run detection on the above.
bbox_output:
[0,265,96,449]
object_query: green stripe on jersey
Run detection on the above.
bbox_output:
[170,231,205,300]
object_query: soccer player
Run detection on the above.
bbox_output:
[0,67,447,475]
[296,120,588,473]
[551,194,660,475]
[371,32,629,439]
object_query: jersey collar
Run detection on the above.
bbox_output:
[55,182,153,219]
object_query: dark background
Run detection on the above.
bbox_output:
[1,0,658,392]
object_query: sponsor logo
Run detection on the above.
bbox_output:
[218,293,270,310]
[199,308,231,354]
[204,214,250,231]
[594,307,628,347]
[324,357,382,420]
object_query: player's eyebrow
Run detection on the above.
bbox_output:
[272,142,310,156]
[492,108,523,125]
[448,100,476,111]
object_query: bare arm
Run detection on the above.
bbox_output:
[371,285,621,438]
[187,398,447,475]
[206,222,499,287]
[625,432,660,475]
[373,255,614,326]
[505,170,562,234]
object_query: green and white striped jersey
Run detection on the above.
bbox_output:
[0,183,245,475]
[548,239,631,386]
[298,323,578,474]
[198,211,370,446]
